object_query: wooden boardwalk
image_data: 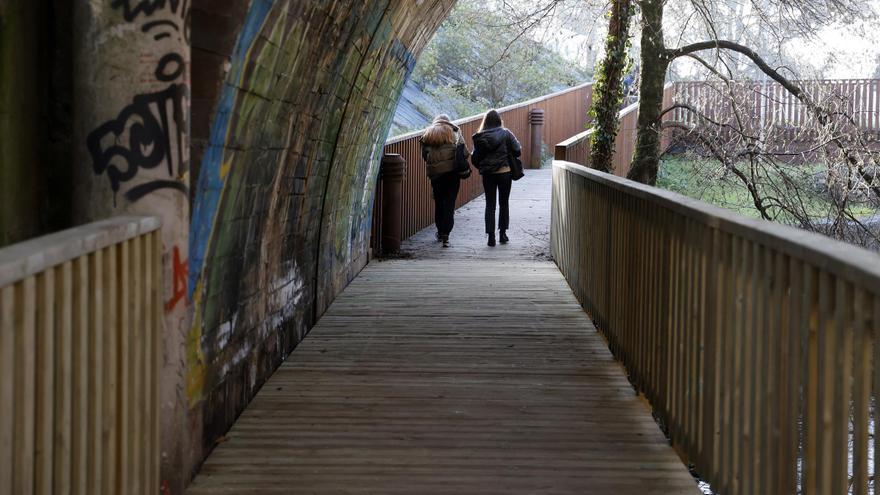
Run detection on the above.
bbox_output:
[187,259,699,494]
[187,170,699,494]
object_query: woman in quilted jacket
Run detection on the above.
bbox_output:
[420,114,471,248]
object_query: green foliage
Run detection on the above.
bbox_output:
[410,0,591,111]
[658,157,878,222]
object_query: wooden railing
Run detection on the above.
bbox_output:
[552,83,674,177]
[669,79,880,141]
[551,160,880,495]
[0,216,162,495]
[373,82,594,250]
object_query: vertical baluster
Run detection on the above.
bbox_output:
[669,213,681,435]
[732,236,747,495]
[89,249,105,494]
[0,284,14,495]
[143,235,153,494]
[103,244,118,495]
[748,244,765,494]
[54,264,72,493]
[152,233,162,492]
[73,256,89,495]
[831,279,852,495]
[130,234,143,495]
[703,229,724,485]
[779,256,801,494]
[852,288,871,495]
[117,240,130,493]
[35,268,55,495]
[739,241,757,495]
[680,218,691,452]
[758,247,774,493]
[802,266,820,494]
[816,271,836,494]
[872,296,880,495]
[763,250,781,494]
[687,218,698,456]
[724,232,738,493]
[14,276,36,495]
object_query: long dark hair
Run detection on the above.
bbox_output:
[478,109,503,132]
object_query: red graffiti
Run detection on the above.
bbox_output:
[165,245,188,312]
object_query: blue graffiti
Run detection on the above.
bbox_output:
[188,0,273,298]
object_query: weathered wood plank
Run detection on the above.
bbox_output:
[187,260,699,494]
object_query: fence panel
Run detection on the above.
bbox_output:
[0,216,162,495]
[669,78,880,143]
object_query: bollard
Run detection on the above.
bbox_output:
[528,108,545,169]
[379,153,406,254]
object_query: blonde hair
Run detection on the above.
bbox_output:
[421,122,455,146]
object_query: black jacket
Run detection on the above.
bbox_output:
[471,127,521,175]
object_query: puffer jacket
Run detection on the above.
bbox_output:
[420,122,467,180]
[419,120,470,180]
[471,126,521,175]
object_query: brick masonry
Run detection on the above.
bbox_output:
[183,0,454,490]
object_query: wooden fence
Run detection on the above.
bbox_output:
[553,83,674,177]
[373,82,593,251]
[669,79,880,142]
[0,216,162,495]
[551,160,880,495]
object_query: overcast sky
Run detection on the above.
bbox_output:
[526,0,880,79]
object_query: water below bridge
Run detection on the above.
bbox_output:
[186,169,700,494]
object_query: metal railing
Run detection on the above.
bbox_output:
[0,216,162,495]
[551,160,880,495]
[373,82,594,250]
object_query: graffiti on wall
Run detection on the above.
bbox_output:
[87,82,188,201]
[87,0,190,205]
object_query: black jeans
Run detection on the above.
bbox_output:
[482,172,512,234]
[431,172,460,236]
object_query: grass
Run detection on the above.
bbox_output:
[657,156,878,226]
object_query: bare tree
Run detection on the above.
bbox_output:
[625,0,874,185]
[662,78,880,249]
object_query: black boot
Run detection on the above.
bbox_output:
[442,234,450,248]
[499,230,509,244]
[487,233,496,247]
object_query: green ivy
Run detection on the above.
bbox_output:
[588,0,635,173]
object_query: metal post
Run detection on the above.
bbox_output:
[380,154,406,254]
[528,108,545,169]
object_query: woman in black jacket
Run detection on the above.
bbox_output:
[471,109,521,247]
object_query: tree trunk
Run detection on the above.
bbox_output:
[588,0,633,173]
[626,0,667,185]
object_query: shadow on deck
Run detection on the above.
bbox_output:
[186,169,700,494]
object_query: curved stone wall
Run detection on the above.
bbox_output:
[181,0,453,489]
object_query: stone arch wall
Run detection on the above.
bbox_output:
[180,0,454,489]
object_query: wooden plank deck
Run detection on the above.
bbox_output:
[187,258,700,494]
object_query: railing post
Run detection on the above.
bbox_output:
[528,108,545,168]
[379,154,406,254]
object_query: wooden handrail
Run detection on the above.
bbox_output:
[0,216,160,287]
[551,159,880,495]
